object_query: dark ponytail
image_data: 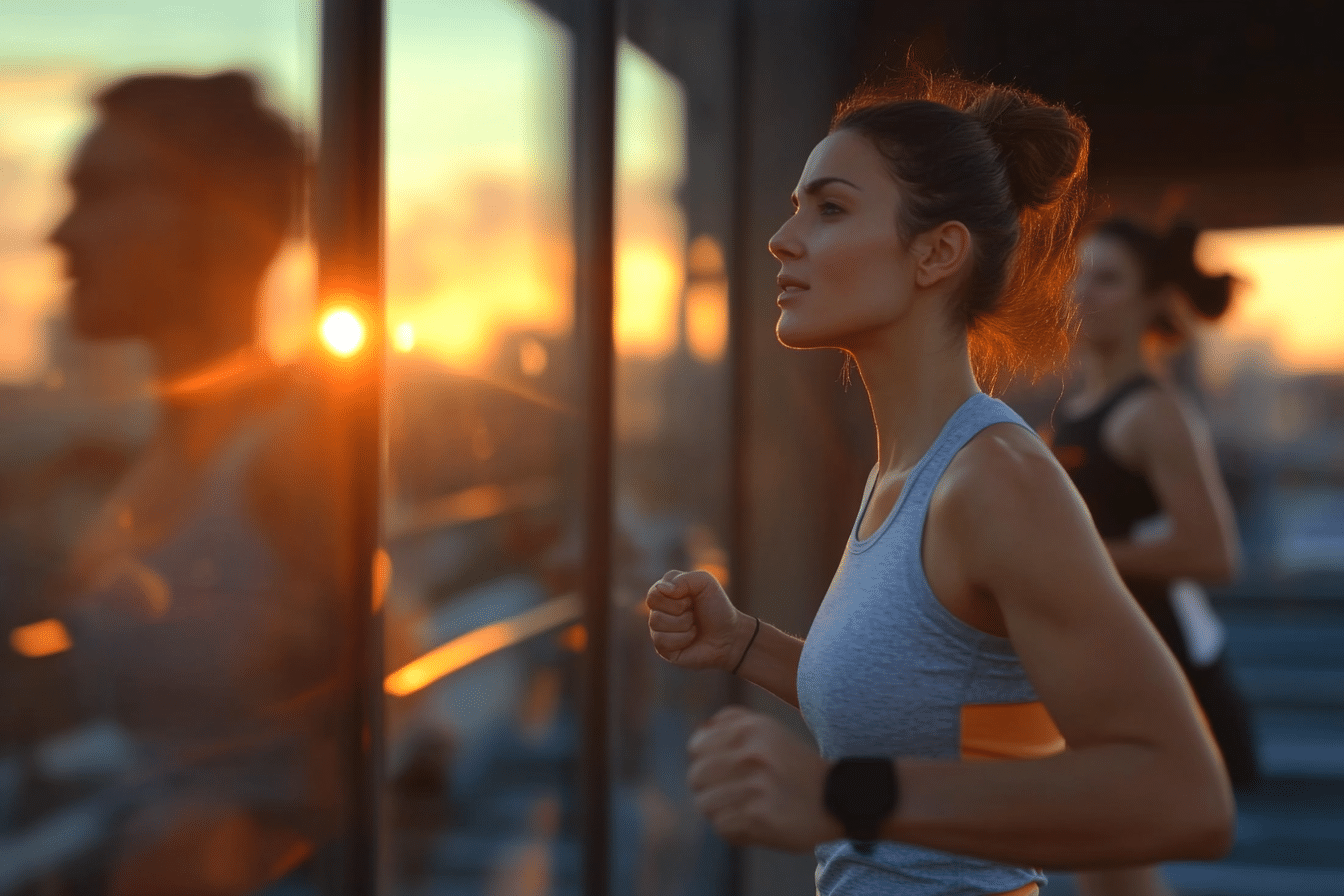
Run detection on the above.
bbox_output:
[1095,218,1234,335]
[832,69,1089,390]
[1159,224,1234,321]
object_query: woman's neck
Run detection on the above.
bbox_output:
[1078,339,1149,402]
[151,340,280,463]
[851,310,980,477]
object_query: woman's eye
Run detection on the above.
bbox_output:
[819,201,844,216]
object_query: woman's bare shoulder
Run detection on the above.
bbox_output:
[941,422,1067,505]
[1109,381,1208,468]
[931,422,1102,590]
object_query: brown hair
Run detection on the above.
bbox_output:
[832,69,1089,389]
[95,71,305,279]
[1094,218,1234,337]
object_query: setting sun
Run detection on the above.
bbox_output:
[321,306,367,358]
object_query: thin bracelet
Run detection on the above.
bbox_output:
[731,615,762,675]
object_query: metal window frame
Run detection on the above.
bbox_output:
[572,0,619,893]
[313,2,735,893]
[315,0,385,891]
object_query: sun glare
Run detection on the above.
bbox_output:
[385,595,582,697]
[321,306,367,358]
[518,336,548,376]
[10,618,72,658]
[616,244,682,357]
[684,235,729,363]
[393,322,416,353]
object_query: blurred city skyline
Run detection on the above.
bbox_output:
[0,0,705,384]
[0,0,1339,388]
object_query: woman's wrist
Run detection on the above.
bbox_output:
[731,613,762,675]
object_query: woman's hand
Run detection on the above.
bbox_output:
[646,569,749,672]
[687,705,841,852]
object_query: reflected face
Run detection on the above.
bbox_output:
[768,129,914,351]
[1073,234,1151,349]
[50,121,199,340]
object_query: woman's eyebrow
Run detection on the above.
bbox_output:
[802,176,861,196]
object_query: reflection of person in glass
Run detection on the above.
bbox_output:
[646,70,1234,895]
[48,72,345,894]
[1058,219,1256,896]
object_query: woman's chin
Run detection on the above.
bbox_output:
[775,326,814,350]
[776,322,839,351]
[776,314,827,350]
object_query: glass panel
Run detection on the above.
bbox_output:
[608,39,734,896]
[381,2,580,893]
[0,3,352,894]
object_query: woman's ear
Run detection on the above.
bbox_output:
[912,221,972,289]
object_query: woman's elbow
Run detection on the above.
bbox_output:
[1179,786,1236,859]
[1159,762,1236,860]
[1194,539,1240,585]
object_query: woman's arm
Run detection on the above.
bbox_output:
[686,427,1234,866]
[732,616,805,708]
[646,570,804,708]
[888,428,1233,865]
[1104,389,1242,584]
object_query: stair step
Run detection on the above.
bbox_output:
[1164,862,1344,896]
[1044,864,1344,896]
[1223,625,1344,666]
[1237,667,1344,708]
[1260,733,1344,779]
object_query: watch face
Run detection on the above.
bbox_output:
[826,757,896,819]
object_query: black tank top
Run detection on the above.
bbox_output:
[1051,375,1194,660]
[1051,375,1160,540]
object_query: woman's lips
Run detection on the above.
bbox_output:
[777,274,808,305]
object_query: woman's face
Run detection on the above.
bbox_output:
[51,120,201,341]
[1073,234,1153,349]
[768,129,916,352]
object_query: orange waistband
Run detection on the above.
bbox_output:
[961,701,1065,761]
[990,884,1039,896]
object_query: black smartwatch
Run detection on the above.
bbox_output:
[823,757,898,854]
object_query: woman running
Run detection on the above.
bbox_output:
[1060,219,1257,896]
[645,71,1233,896]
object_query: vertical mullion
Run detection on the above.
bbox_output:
[726,2,753,893]
[573,0,618,893]
[315,0,385,892]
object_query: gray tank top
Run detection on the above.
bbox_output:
[797,393,1061,896]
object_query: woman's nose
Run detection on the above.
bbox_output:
[50,208,77,251]
[768,219,801,261]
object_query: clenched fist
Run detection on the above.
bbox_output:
[646,569,752,672]
[688,705,842,852]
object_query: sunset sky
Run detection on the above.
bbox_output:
[0,0,1337,385]
[0,0,689,380]
[1199,226,1344,380]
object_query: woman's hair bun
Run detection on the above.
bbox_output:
[967,88,1087,210]
[204,70,260,107]
[1158,223,1234,321]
